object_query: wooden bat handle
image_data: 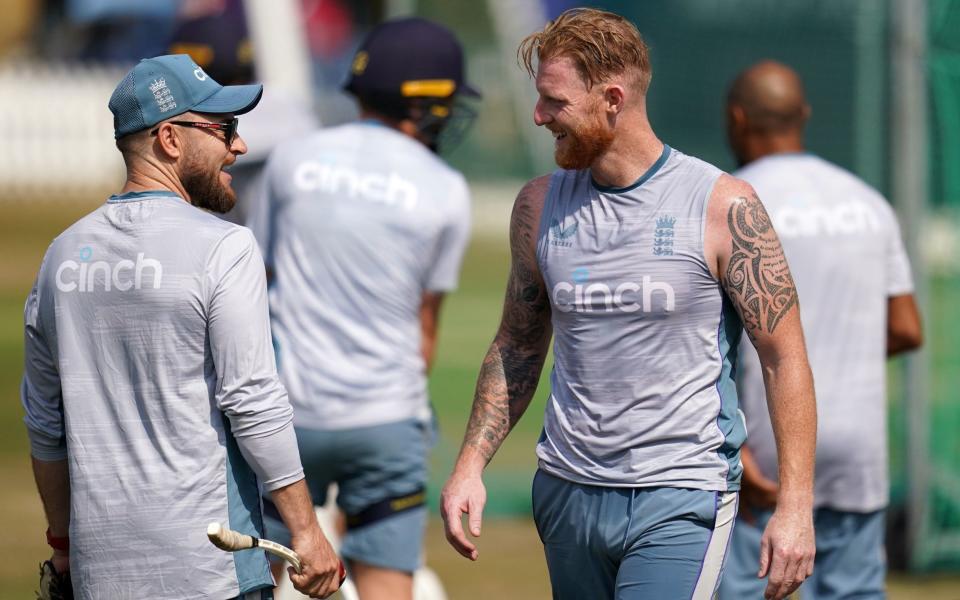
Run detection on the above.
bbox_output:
[206,522,303,573]
[207,522,255,551]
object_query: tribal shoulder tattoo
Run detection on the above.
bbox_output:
[463,183,552,463]
[723,194,798,341]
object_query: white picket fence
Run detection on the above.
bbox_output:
[0,60,127,201]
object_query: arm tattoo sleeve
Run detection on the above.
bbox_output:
[723,194,798,341]
[463,195,551,463]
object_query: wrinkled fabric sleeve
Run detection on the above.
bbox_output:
[884,204,914,296]
[424,175,472,292]
[21,276,66,461]
[207,227,303,491]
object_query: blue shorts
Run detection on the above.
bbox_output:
[532,469,739,600]
[263,418,434,573]
[718,507,886,600]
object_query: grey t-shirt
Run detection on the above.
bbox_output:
[535,147,746,491]
[249,122,471,430]
[21,191,303,599]
[735,153,914,512]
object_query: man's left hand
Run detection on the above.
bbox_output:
[758,504,815,600]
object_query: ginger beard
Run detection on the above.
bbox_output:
[552,103,615,170]
[181,148,237,214]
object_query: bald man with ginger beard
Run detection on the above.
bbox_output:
[718,61,923,600]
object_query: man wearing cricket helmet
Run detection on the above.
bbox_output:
[250,17,477,600]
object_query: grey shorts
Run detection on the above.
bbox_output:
[533,469,738,600]
[263,418,433,573]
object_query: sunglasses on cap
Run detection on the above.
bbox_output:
[150,117,239,145]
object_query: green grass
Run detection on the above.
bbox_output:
[1,200,958,598]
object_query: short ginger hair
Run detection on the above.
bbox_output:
[518,8,652,93]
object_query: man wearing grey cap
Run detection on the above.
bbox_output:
[22,54,342,599]
[249,17,477,600]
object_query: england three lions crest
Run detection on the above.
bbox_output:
[653,215,676,256]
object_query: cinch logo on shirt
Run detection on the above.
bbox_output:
[552,268,676,313]
[773,201,880,238]
[293,161,418,211]
[55,248,163,293]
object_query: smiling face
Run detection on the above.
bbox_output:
[178,113,246,213]
[533,57,614,170]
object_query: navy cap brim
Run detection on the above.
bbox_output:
[193,83,263,115]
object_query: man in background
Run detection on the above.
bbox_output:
[22,54,341,598]
[719,60,923,600]
[250,18,476,600]
[168,0,320,225]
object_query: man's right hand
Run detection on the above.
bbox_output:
[440,470,487,561]
[288,528,342,599]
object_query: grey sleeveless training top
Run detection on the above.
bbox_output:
[535,146,745,491]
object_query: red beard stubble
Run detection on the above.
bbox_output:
[554,110,615,171]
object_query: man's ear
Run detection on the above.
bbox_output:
[398,118,419,139]
[153,122,184,160]
[603,84,626,115]
[727,104,748,131]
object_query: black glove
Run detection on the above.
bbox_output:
[37,560,73,600]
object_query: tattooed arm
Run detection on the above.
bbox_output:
[705,175,816,600]
[441,176,553,561]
